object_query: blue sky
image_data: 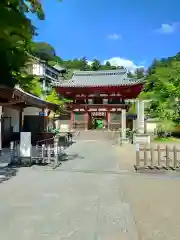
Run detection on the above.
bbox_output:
[33,0,180,71]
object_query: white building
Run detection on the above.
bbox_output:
[27,56,66,94]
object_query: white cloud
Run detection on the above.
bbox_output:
[103,57,143,72]
[107,33,122,40]
[156,22,180,34]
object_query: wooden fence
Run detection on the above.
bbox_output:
[135,144,180,170]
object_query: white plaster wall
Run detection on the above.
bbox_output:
[23,107,41,117]
[54,120,70,129]
[32,63,44,76]
[3,107,20,132]
[145,122,157,133]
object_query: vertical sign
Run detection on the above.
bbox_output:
[20,132,31,157]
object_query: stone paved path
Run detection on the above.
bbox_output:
[0,134,138,240]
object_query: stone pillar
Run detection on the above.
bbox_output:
[121,109,126,139]
[136,100,145,133]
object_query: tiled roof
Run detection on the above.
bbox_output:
[53,64,66,72]
[54,69,144,87]
[13,86,58,109]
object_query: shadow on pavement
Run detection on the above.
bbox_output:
[60,153,84,162]
[0,166,18,183]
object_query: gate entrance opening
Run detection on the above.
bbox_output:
[90,112,107,129]
[92,117,105,129]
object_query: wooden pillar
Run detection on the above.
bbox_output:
[19,107,23,132]
[84,111,88,130]
[85,94,88,104]
[107,110,110,131]
[121,109,126,140]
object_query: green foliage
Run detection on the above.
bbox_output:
[63,69,76,80]
[46,89,64,105]
[128,102,136,114]
[52,57,122,72]
[45,89,71,112]
[0,0,61,88]
[139,53,180,125]
[134,68,145,79]
[0,0,45,87]
[45,56,121,72]
[30,42,56,61]
[0,0,65,109]
[19,74,42,97]
[79,57,89,71]
[91,59,101,71]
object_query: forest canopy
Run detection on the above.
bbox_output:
[139,53,180,125]
[30,42,124,71]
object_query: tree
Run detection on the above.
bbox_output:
[91,59,101,71]
[118,66,125,69]
[46,89,64,106]
[30,42,56,61]
[127,71,134,78]
[79,57,89,71]
[105,61,111,67]
[0,0,45,87]
[134,68,145,79]
[139,54,180,125]
[0,0,62,87]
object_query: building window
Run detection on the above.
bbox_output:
[93,97,103,104]
[108,98,125,104]
[45,69,58,80]
[75,99,85,104]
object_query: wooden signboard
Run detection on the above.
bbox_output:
[91,112,106,117]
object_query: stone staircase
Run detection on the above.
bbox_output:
[76,130,118,142]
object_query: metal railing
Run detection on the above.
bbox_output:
[8,134,73,169]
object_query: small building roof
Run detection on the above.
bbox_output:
[53,64,66,73]
[54,69,144,87]
[13,86,59,110]
[0,85,58,110]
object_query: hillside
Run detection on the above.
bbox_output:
[139,53,180,124]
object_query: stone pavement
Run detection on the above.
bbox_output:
[0,137,138,240]
[2,133,180,240]
[116,143,180,240]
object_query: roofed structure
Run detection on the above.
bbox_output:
[54,69,144,87]
[54,69,145,131]
[14,86,58,110]
[53,64,66,73]
[0,85,58,110]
